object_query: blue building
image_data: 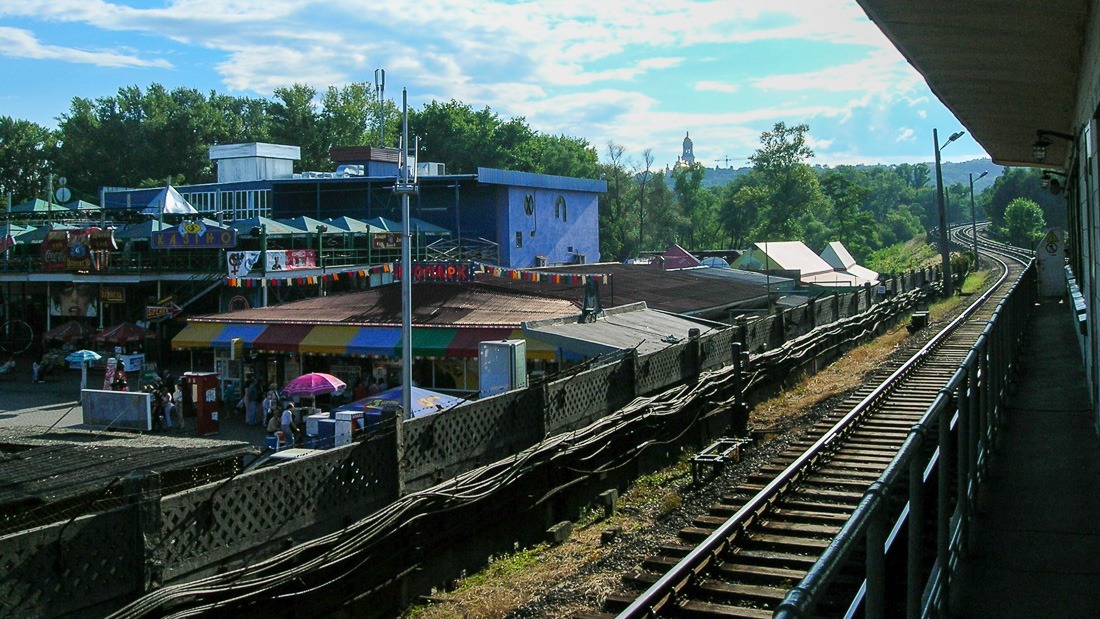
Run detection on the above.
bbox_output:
[103,143,605,268]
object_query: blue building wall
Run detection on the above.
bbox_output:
[99,168,605,269]
[495,185,600,267]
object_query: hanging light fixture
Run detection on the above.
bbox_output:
[1033,136,1051,162]
[1033,129,1075,163]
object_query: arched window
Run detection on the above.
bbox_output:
[555,195,567,221]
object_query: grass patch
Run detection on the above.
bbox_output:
[928,268,992,320]
[751,323,911,429]
[866,236,940,275]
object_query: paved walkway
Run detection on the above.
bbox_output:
[951,298,1100,616]
[0,363,269,450]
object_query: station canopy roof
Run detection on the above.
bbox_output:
[854,0,1090,168]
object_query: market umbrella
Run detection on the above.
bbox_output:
[281,372,346,397]
[94,322,156,346]
[65,349,102,390]
[43,320,94,344]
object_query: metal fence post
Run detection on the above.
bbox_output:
[865,484,888,619]
[382,405,405,498]
[936,389,954,613]
[907,427,927,619]
[123,470,163,592]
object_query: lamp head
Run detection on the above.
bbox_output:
[1033,137,1050,162]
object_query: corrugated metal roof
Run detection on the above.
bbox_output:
[476,167,607,193]
[476,263,769,317]
[522,302,727,357]
[192,281,579,328]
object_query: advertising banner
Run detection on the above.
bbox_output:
[226,250,317,277]
[41,227,117,272]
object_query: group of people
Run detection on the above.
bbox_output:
[237,379,304,448]
[146,381,183,432]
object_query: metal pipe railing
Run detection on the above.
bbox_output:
[774,259,1035,619]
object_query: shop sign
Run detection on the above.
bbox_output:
[397,261,475,283]
[100,286,126,304]
[372,232,402,250]
[41,227,117,271]
[145,303,181,321]
[152,221,237,249]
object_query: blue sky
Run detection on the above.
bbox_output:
[0,0,989,171]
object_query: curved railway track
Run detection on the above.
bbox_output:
[587,233,1033,619]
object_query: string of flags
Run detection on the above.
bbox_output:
[479,263,611,285]
[226,261,610,287]
[227,263,394,288]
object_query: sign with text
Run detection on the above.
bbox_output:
[372,232,403,250]
[100,286,126,304]
[152,221,238,249]
[397,261,476,283]
[145,304,181,321]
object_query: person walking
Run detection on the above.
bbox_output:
[245,380,260,426]
[280,402,295,449]
[172,383,184,431]
[32,360,41,384]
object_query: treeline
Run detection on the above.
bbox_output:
[599,123,1066,264]
[0,82,599,205]
[1,84,1064,264]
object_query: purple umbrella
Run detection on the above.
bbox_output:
[281,372,346,397]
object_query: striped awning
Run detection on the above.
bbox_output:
[171,322,559,360]
[348,327,401,356]
[172,323,226,349]
[252,324,314,353]
[298,326,360,355]
[210,324,267,349]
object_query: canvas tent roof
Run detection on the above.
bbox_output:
[364,216,450,234]
[819,241,879,286]
[323,216,381,234]
[10,199,67,214]
[655,244,701,270]
[226,217,303,237]
[736,241,835,277]
[140,186,198,216]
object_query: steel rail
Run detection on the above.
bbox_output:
[773,238,1033,619]
[615,248,1014,619]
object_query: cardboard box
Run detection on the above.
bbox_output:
[306,412,330,436]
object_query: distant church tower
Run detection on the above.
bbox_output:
[678,131,696,167]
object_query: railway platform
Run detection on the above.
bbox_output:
[951,297,1100,617]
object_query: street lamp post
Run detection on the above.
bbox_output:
[934,128,964,297]
[316,225,327,297]
[394,89,418,420]
[968,171,988,264]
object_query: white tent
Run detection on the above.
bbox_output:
[141,186,198,216]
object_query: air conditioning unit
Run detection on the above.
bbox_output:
[417,162,446,176]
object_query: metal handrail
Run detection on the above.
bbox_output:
[616,254,1000,619]
[773,254,1035,619]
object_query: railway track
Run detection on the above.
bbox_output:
[586,234,1034,619]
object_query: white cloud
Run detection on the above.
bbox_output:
[896,128,915,142]
[0,26,172,68]
[696,81,739,94]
